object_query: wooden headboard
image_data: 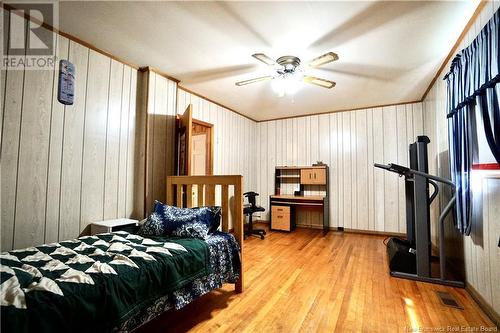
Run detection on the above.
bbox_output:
[166,175,244,293]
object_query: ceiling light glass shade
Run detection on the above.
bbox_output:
[271,77,286,97]
[284,76,301,95]
[272,74,301,97]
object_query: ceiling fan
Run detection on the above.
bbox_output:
[235,52,338,94]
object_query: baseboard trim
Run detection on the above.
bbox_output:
[296,224,323,230]
[260,220,405,237]
[293,224,406,237]
[465,282,500,327]
[336,227,405,238]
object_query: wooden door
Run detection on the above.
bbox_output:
[177,104,193,175]
[191,119,213,175]
[175,107,214,206]
[192,134,207,175]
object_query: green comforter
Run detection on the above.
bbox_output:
[0,231,211,333]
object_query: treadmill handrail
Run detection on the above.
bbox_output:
[410,169,454,188]
[428,180,439,204]
[374,163,455,190]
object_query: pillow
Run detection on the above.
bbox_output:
[149,201,222,239]
[138,212,164,237]
[208,206,222,232]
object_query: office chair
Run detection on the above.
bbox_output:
[243,192,266,240]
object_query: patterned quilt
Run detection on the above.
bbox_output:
[115,231,241,332]
[0,231,211,333]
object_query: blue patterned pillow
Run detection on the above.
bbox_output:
[152,201,220,239]
[208,206,221,232]
[138,212,165,236]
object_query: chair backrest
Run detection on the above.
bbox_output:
[244,191,259,206]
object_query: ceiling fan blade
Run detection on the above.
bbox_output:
[235,75,273,86]
[308,52,339,68]
[252,53,276,66]
[303,76,336,89]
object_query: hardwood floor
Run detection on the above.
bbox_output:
[136,227,495,333]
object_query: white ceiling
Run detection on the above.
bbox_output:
[59,1,478,121]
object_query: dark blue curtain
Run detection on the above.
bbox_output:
[445,8,499,235]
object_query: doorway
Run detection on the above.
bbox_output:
[176,104,214,176]
[191,120,213,175]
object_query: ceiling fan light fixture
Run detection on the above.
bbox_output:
[252,53,276,66]
[308,52,339,68]
[272,74,301,97]
[238,52,338,93]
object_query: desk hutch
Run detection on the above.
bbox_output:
[270,165,329,232]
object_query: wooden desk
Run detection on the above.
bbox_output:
[269,195,329,232]
[272,165,329,232]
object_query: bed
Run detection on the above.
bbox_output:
[0,175,244,333]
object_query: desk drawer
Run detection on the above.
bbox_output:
[272,206,290,215]
[272,206,291,231]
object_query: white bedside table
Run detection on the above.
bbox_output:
[90,218,139,235]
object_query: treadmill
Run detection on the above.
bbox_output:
[374,136,464,288]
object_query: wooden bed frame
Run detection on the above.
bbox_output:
[166,175,244,293]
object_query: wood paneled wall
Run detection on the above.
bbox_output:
[422,0,500,320]
[1,14,140,251]
[256,103,424,232]
[142,71,178,213]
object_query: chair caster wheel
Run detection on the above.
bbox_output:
[260,235,264,240]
